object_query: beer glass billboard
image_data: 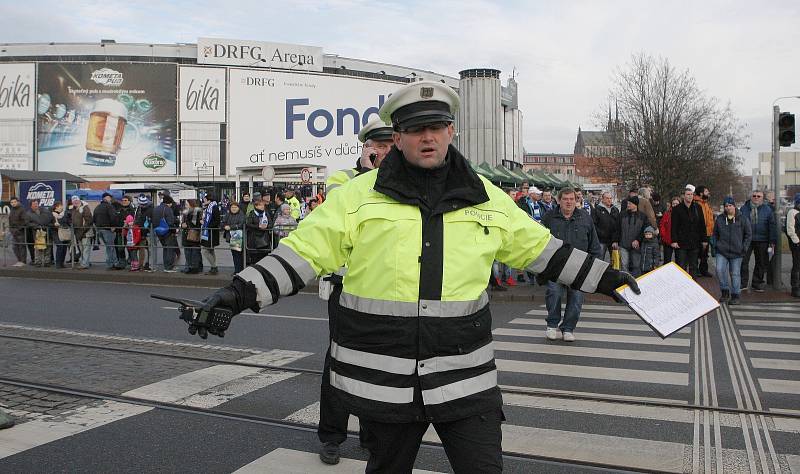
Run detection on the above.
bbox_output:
[37,63,177,175]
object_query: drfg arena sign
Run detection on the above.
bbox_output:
[18,179,65,208]
[198,38,323,72]
[228,69,401,174]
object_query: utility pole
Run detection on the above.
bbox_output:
[771,105,783,290]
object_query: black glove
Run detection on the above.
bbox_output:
[191,278,259,339]
[596,268,640,303]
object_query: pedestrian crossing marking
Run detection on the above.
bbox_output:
[494,340,689,363]
[493,328,690,347]
[233,448,443,473]
[739,330,800,340]
[745,342,800,353]
[509,318,690,334]
[0,401,151,459]
[735,319,800,328]
[542,304,633,312]
[758,378,800,395]
[525,309,639,320]
[496,359,688,385]
[122,365,267,403]
[751,358,800,371]
[732,306,800,313]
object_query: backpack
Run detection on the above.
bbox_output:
[154,216,169,237]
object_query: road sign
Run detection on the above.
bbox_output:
[262,165,275,181]
[300,167,312,184]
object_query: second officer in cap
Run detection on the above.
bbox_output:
[325,117,394,195]
[193,81,639,472]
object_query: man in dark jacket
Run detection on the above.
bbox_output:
[593,191,620,262]
[69,195,94,269]
[713,196,752,305]
[671,185,707,279]
[117,195,136,266]
[93,192,122,269]
[8,197,29,266]
[787,193,800,298]
[152,195,178,272]
[618,196,648,276]
[739,190,777,292]
[541,187,601,342]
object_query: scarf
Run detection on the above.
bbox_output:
[201,201,217,241]
[750,203,758,225]
[528,199,543,221]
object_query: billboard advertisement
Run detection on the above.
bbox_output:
[0,63,35,120]
[228,69,401,174]
[198,38,323,72]
[18,179,65,208]
[179,66,226,123]
[36,63,177,175]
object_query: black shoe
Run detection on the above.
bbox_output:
[729,295,741,305]
[792,288,800,298]
[753,285,765,293]
[319,442,340,465]
[205,267,218,275]
[701,272,713,278]
[359,427,370,450]
[719,290,730,303]
[492,285,508,292]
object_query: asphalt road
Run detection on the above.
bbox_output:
[0,277,798,473]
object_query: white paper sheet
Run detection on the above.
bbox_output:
[617,262,720,337]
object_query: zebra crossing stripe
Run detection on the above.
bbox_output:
[739,330,800,340]
[745,342,800,353]
[751,358,800,370]
[525,309,639,320]
[509,318,690,334]
[758,379,800,395]
[736,319,800,328]
[233,448,443,473]
[494,340,689,363]
[496,359,688,385]
[492,328,690,347]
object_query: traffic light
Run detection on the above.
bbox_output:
[779,112,795,147]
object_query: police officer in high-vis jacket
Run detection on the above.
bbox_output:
[318,117,394,464]
[325,117,394,195]
[197,81,639,473]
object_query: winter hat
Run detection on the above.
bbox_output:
[628,196,640,206]
[794,193,800,205]
[643,226,656,235]
[685,184,695,193]
[125,215,135,224]
[70,195,81,203]
[102,192,112,199]
[723,196,735,206]
[137,193,150,205]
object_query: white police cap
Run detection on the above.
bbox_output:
[358,116,394,143]
[378,81,459,129]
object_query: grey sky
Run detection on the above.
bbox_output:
[2,0,799,174]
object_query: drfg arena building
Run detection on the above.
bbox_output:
[0,38,523,198]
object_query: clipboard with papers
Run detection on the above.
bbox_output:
[615,262,720,338]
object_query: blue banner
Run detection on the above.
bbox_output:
[18,179,65,208]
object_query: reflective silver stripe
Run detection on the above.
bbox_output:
[326,183,342,192]
[272,243,317,284]
[417,342,494,376]
[418,292,488,317]
[579,257,609,293]
[236,266,272,305]
[557,249,587,286]
[421,370,498,405]
[257,256,293,296]
[330,370,414,404]
[334,267,348,277]
[344,169,357,178]
[331,341,416,375]
[339,292,418,316]
[526,236,563,273]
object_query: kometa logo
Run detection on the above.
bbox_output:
[26,182,56,206]
[91,68,124,86]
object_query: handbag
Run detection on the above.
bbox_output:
[34,229,48,250]
[154,217,169,237]
[58,227,73,242]
[229,229,243,251]
[186,228,201,243]
[611,249,621,270]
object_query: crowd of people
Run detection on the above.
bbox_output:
[5,186,322,275]
[490,182,800,341]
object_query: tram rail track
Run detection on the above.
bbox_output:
[1,331,797,421]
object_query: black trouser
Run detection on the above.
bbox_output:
[360,409,504,474]
[25,228,35,262]
[676,248,700,277]
[790,240,800,290]
[698,241,710,275]
[317,282,369,446]
[741,241,769,288]
[663,244,674,264]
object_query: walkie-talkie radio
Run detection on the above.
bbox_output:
[151,294,234,339]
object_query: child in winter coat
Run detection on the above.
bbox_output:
[640,225,661,274]
[123,215,142,271]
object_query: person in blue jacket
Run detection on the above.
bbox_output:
[739,190,776,292]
